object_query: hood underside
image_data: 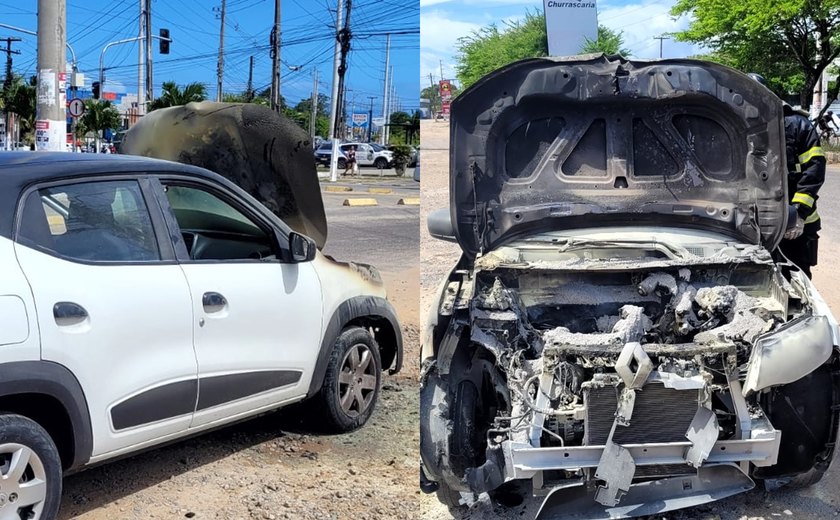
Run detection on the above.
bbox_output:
[450,55,787,259]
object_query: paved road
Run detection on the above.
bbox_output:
[320,178,420,272]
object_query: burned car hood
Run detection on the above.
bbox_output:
[450,55,787,259]
[122,101,327,248]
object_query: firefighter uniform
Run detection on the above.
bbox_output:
[779,104,826,278]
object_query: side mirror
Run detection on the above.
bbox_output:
[427,208,457,242]
[289,232,317,262]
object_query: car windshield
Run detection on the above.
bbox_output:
[317,142,332,151]
[370,144,385,152]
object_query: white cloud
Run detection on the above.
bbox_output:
[597,1,703,59]
[419,0,705,90]
[420,10,481,85]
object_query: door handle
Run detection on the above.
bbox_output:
[53,302,88,326]
[202,292,227,312]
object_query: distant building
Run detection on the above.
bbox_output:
[419,98,431,119]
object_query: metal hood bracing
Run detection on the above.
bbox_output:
[450,55,788,259]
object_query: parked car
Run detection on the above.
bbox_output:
[315,141,393,169]
[0,152,402,519]
[420,55,840,518]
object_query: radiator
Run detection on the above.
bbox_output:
[583,382,700,445]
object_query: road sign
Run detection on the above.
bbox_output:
[68,98,85,118]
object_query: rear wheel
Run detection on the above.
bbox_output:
[0,414,62,520]
[337,158,347,170]
[315,327,382,432]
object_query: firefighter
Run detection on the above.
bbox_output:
[748,73,825,278]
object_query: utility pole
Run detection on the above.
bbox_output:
[145,0,153,105]
[270,0,282,111]
[1,37,21,150]
[439,59,444,81]
[138,0,145,114]
[328,0,352,182]
[380,33,390,145]
[246,55,254,102]
[309,68,318,138]
[35,0,66,152]
[367,95,374,142]
[654,35,669,59]
[327,0,343,138]
[215,0,226,102]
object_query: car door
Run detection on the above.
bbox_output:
[152,178,324,428]
[359,144,375,166]
[13,177,197,459]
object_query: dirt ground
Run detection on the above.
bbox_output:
[59,212,422,518]
[418,119,840,520]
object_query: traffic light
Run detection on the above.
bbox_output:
[160,28,170,54]
[92,81,100,100]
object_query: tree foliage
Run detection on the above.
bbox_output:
[671,0,840,109]
[80,99,122,148]
[455,11,630,91]
[1,75,37,144]
[455,10,548,91]
[150,81,208,110]
[581,26,631,56]
[421,83,460,114]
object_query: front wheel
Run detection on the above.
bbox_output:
[337,158,347,170]
[315,327,382,432]
[374,157,389,169]
[0,414,62,520]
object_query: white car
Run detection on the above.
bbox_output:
[315,142,393,169]
[421,56,839,518]
[0,152,402,519]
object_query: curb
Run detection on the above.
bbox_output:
[397,197,420,206]
[368,187,393,194]
[343,198,379,207]
[324,186,353,192]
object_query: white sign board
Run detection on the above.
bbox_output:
[372,117,386,127]
[543,0,598,57]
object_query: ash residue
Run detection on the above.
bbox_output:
[475,277,515,311]
[543,304,652,347]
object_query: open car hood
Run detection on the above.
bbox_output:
[450,55,787,259]
[122,102,327,248]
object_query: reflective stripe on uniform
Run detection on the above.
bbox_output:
[805,211,820,225]
[792,192,816,207]
[798,146,825,164]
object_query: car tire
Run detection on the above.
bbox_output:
[0,414,62,520]
[435,483,467,512]
[316,327,382,433]
[337,158,347,170]
[374,158,388,169]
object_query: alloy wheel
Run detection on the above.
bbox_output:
[0,443,47,520]
[337,343,378,417]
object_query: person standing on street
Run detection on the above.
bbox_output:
[343,145,357,176]
[749,73,826,278]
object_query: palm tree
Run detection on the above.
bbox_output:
[150,81,208,110]
[80,99,122,151]
[1,75,37,146]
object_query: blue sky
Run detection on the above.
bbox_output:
[1,0,419,113]
[420,0,702,88]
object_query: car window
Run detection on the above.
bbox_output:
[164,185,275,261]
[17,180,160,262]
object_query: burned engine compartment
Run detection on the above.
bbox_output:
[428,257,831,510]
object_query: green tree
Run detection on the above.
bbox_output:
[287,95,330,137]
[671,0,840,109]
[581,26,631,56]
[80,99,122,150]
[421,82,460,116]
[150,81,208,110]
[455,10,548,91]
[1,75,37,144]
[388,111,412,144]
